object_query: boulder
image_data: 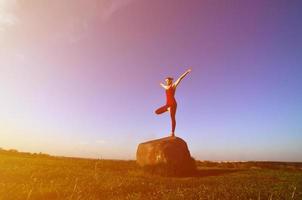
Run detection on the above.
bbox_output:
[136,136,196,176]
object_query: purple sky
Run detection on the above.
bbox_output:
[0,0,301,161]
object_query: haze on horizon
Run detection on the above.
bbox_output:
[0,0,301,162]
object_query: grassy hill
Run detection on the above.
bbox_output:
[0,149,301,199]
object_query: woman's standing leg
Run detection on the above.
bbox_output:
[170,104,177,136]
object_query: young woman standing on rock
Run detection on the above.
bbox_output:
[155,68,191,137]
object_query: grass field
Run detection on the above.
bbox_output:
[0,149,301,200]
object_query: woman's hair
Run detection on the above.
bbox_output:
[165,77,174,81]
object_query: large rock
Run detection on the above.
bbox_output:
[136,136,196,176]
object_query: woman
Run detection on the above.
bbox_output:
[155,68,191,137]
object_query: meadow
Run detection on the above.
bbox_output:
[0,149,301,200]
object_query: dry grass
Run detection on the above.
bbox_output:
[0,150,301,199]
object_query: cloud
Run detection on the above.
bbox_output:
[78,141,89,145]
[102,0,135,21]
[0,0,18,30]
[96,140,106,144]
[0,0,136,43]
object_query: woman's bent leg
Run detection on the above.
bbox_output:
[155,105,169,115]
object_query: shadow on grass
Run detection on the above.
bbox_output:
[140,157,245,178]
[142,164,244,178]
[193,168,244,177]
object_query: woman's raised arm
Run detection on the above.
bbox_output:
[173,68,191,88]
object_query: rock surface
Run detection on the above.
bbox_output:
[136,136,196,176]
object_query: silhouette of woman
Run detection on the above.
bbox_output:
[155,69,191,137]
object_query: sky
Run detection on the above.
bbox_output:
[0,0,301,161]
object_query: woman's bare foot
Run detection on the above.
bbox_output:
[171,132,175,137]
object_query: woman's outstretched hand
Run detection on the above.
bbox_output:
[160,82,167,89]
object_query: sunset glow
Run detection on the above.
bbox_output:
[0,0,301,161]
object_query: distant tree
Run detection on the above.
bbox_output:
[9,149,18,153]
